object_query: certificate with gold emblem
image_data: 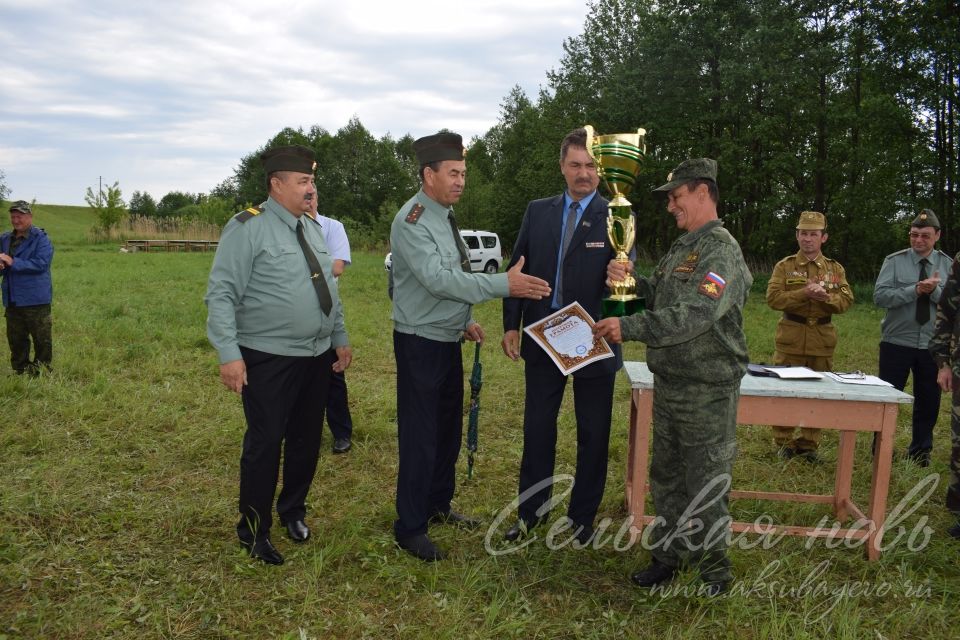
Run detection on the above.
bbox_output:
[523,302,614,375]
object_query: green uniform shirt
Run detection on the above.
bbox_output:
[390,189,509,342]
[766,250,853,357]
[874,247,952,349]
[620,219,752,384]
[205,197,348,363]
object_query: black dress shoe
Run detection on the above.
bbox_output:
[429,510,481,529]
[907,450,931,467]
[285,520,310,543]
[242,538,284,565]
[630,559,679,588]
[947,521,960,540]
[777,446,796,460]
[572,522,595,546]
[396,533,444,562]
[703,580,730,597]
[796,449,824,465]
[332,438,352,454]
[504,518,541,542]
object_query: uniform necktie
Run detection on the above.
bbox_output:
[448,211,471,273]
[555,201,580,306]
[296,219,333,315]
[916,257,930,324]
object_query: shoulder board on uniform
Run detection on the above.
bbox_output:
[885,248,910,259]
[405,203,425,224]
[234,206,264,223]
[934,249,952,260]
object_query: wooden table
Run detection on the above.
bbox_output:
[623,362,913,560]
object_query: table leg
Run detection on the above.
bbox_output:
[627,388,654,542]
[834,430,857,521]
[866,403,899,560]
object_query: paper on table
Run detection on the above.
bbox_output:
[760,366,824,379]
[522,301,614,375]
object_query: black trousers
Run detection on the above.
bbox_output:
[517,363,615,527]
[878,341,941,455]
[324,369,353,440]
[236,346,333,543]
[393,331,463,539]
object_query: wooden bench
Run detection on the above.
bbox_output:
[124,239,218,252]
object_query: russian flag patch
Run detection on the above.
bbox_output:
[698,271,726,300]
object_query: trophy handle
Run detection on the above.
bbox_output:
[584,124,598,164]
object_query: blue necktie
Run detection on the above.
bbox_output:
[556,201,580,306]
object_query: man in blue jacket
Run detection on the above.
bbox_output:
[0,201,54,376]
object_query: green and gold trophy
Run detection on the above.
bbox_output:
[584,125,647,317]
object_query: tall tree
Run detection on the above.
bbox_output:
[128,191,157,217]
[85,181,126,231]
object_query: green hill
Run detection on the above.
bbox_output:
[4,203,96,247]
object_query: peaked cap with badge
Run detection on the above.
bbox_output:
[260,144,316,174]
[653,158,718,192]
[413,133,465,166]
[911,208,940,229]
[796,211,826,231]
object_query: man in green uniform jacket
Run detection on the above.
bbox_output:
[875,209,952,466]
[390,132,551,562]
[594,158,751,596]
[206,145,352,566]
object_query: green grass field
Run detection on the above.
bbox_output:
[0,205,957,639]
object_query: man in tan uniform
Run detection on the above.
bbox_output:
[766,211,854,461]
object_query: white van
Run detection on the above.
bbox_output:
[385,229,503,274]
[459,230,502,274]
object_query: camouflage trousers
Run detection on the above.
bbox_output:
[647,375,740,582]
[947,388,960,516]
[5,304,52,375]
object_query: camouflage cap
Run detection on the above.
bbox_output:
[9,200,32,214]
[654,158,717,191]
[796,210,826,230]
[911,208,940,230]
[413,132,466,166]
[652,158,718,192]
[260,145,316,174]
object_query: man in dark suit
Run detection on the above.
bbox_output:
[501,128,622,545]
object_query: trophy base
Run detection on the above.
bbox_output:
[602,296,645,318]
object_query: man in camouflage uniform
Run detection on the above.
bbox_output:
[929,256,960,539]
[766,211,853,462]
[594,158,751,596]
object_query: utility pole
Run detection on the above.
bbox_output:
[98,176,102,207]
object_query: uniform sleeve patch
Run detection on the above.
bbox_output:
[405,203,425,224]
[698,272,726,300]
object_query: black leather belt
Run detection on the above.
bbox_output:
[784,312,831,325]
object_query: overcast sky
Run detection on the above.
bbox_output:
[0,0,590,205]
